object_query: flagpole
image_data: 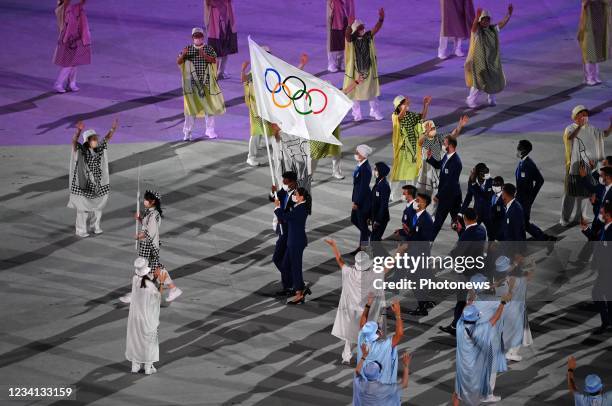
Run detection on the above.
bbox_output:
[135,159,141,252]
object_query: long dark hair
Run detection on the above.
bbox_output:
[140,273,158,288]
[296,187,312,216]
[144,191,163,217]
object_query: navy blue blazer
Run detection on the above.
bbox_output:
[398,203,416,239]
[274,203,308,248]
[461,178,494,221]
[270,188,295,235]
[451,223,487,277]
[408,211,434,255]
[427,153,462,200]
[582,178,612,217]
[352,160,372,214]
[458,223,488,242]
[501,200,527,242]
[371,177,391,224]
[515,156,544,206]
[489,193,505,240]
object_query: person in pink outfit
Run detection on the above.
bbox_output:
[204,0,238,80]
[53,0,92,93]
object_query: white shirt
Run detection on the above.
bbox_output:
[605,183,611,198]
[465,222,477,230]
[415,209,425,219]
[358,158,368,167]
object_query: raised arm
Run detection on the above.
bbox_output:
[497,4,513,30]
[297,53,308,70]
[177,46,189,65]
[489,293,511,326]
[371,8,385,36]
[345,15,355,42]
[359,293,374,328]
[73,121,84,151]
[105,118,118,141]
[472,8,482,33]
[567,356,578,394]
[343,74,364,94]
[324,239,346,269]
[420,96,432,120]
[450,115,469,138]
[355,343,369,375]
[390,299,404,347]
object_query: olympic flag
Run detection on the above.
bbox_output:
[248,36,351,146]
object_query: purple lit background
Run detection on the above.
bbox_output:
[0,0,609,146]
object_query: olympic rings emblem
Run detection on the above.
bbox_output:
[264,68,328,115]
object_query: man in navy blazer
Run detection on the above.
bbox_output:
[351,145,373,254]
[500,183,527,257]
[461,163,494,232]
[488,176,506,241]
[406,193,436,316]
[269,171,297,295]
[514,140,554,241]
[394,185,417,241]
[581,166,612,230]
[426,137,462,239]
[370,162,391,241]
[440,208,487,335]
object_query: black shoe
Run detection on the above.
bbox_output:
[303,286,312,296]
[439,325,457,336]
[407,308,428,316]
[424,301,436,309]
[348,247,362,256]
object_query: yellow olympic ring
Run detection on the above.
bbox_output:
[271,82,293,109]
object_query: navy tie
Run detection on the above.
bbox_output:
[441,155,449,172]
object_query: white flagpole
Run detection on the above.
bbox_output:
[135,160,141,251]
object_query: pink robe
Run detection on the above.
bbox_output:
[204,0,237,57]
[440,0,475,39]
[53,1,92,67]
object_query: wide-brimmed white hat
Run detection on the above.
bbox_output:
[134,257,151,276]
[82,129,97,143]
[478,10,491,22]
[192,27,204,36]
[351,19,365,34]
[571,105,588,120]
[355,251,372,271]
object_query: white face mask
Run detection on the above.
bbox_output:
[484,173,491,180]
[598,214,605,223]
[600,177,606,186]
[412,201,419,210]
[583,116,589,125]
[492,186,502,194]
[193,37,204,46]
[441,145,448,153]
[354,154,362,162]
[374,170,379,178]
[516,150,522,159]
[282,184,289,191]
[291,195,298,203]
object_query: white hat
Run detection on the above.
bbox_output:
[192,27,204,36]
[82,129,97,143]
[355,251,372,271]
[571,105,588,120]
[356,144,373,158]
[134,257,151,277]
[478,10,491,22]
[351,19,365,34]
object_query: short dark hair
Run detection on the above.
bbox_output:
[417,192,431,206]
[502,183,516,197]
[493,176,504,185]
[402,185,417,198]
[282,171,298,182]
[600,166,612,178]
[604,155,612,164]
[446,137,458,149]
[463,207,478,221]
[518,140,533,153]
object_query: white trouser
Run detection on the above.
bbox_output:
[55,67,77,89]
[560,194,591,224]
[438,36,463,57]
[311,155,342,176]
[489,368,497,394]
[75,209,101,235]
[159,268,175,288]
[352,98,380,120]
[248,136,259,160]
[467,87,496,105]
[342,340,355,363]
[327,51,343,71]
[183,115,215,137]
[584,63,600,83]
[218,56,229,76]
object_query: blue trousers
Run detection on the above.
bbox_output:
[433,194,462,239]
[281,244,305,291]
[273,233,291,289]
[351,209,370,245]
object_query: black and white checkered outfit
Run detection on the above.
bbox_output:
[185,44,217,95]
[70,140,110,199]
[138,209,163,270]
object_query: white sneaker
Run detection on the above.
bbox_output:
[131,362,141,373]
[183,133,191,141]
[370,110,384,121]
[205,130,218,139]
[144,364,157,375]
[332,171,345,180]
[93,229,103,235]
[488,99,497,107]
[586,79,597,86]
[505,350,522,362]
[353,114,362,122]
[454,48,464,57]
[438,52,448,60]
[246,158,259,167]
[76,232,89,238]
[166,287,183,302]
[119,293,132,304]
[54,84,66,93]
[328,65,339,73]
[559,219,569,227]
[69,83,80,92]
[481,394,501,403]
[466,98,478,108]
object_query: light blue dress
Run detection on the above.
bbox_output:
[472,295,508,374]
[575,391,612,406]
[497,277,532,350]
[356,334,398,385]
[455,318,496,405]
[352,375,402,406]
